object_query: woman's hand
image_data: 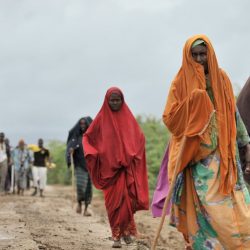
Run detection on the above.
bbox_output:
[69,147,74,154]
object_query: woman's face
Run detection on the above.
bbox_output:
[79,119,87,133]
[191,44,208,74]
[108,93,123,112]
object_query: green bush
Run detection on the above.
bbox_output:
[47,140,70,185]
[137,115,169,189]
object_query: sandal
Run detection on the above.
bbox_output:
[123,235,133,245]
[112,240,122,248]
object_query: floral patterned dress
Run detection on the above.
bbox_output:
[170,79,250,250]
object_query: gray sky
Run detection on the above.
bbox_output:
[1,0,249,145]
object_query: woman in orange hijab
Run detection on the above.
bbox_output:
[162,35,250,249]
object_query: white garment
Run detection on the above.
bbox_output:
[0,143,7,163]
[32,166,47,190]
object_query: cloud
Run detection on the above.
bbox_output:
[0,0,249,144]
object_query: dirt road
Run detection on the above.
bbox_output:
[0,186,184,250]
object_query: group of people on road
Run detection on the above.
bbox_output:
[66,35,250,249]
[0,135,50,198]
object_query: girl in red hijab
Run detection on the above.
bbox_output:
[83,87,149,248]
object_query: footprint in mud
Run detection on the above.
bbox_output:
[38,245,46,250]
[65,227,78,232]
[136,239,150,249]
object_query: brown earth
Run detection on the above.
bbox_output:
[0,186,184,250]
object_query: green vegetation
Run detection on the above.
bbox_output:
[47,115,170,190]
[47,140,71,185]
[137,115,170,189]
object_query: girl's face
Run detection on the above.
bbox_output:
[108,93,123,112]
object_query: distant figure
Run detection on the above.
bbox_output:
[13,140,32,195]
[237,77,250,135]
[83,87,149,248]
[66,117,93,216]
[0,132,9,195]
[4,138,13,193]
[31,138,50,197]
[237,77,250,186]
[26,161,33,190]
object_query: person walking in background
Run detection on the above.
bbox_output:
[13,139,32,195]
[31,138,50,197]
[237,77,250,189]
[0,132,9,195]
[153,35,250,249]
[4,138,13,193]
[83,87,149,248]
[26,158,33,190]
[66,117,93,216]
[237,77,250,135]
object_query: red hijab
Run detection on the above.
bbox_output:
[83,87,149,211]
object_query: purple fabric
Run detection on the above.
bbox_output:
[151,145,171,217]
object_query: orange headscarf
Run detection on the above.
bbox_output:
[163,34,237,195]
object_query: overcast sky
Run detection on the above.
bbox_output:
[1,0,249,145]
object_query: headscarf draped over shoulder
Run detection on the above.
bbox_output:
[83,87,149,211]
[67,116,93,143]
[163,34,237,195]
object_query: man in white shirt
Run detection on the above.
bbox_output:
[0,132,8,194]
